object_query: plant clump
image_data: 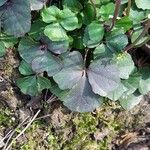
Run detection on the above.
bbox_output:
[0,0,150,112]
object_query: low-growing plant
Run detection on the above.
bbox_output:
[0,0,150,112]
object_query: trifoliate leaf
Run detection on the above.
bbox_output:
[114,52,135,79]
[32,52,62,76]
[19,60,34,76]
[99,2,115,21]
[0,41,6,57]
[18,37,46,64]
[60,8,79,31]
[63,0,83,12]
[44,23,68,41]
[135,0,150,10]
[115,16,133,32]
[139,68,150,95]
[17,76,51,96]
[87,58,120,96]
[0,0,6,7]
[0,0,31,37]
[53,51,84,90]
[30,0,47,10]
[106,29,128,52]
[106,82,127,101]
[41,6,61,23]
[17,76,38,96]
[83,21,104,48]
[119,92,143,110]
[63,73,103,112]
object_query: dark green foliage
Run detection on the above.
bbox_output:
[0,0,150,112]
[0,0,31,37]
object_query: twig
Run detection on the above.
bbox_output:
[0,130,12,144]
[83,48,89,68]
[46,94,57,103]
[5,110,41,150]
[126,0,131,16]
[3,116,29,150]
[35,114,51,120]
[108,0,121,31]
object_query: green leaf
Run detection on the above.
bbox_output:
[17,76,38,96]
[88,21,104,42]
[135,0,150,10]
[99,2,115,21]
[17,76,51,96]
[119,92,143,110]
[106,82,127,101]
[28,20,47,40]
[41,6,61,23]
[37,76,51,92]
[62,73,103,112]
[129,7,145,26]
[115,16,133,32]
[94,43,112,59]
[121,0,128,4]
[44,23,68,41]
[60,8,79,31]
[83,21,104,48]
[87,58,120,96]
[131,27,149,46]
[0,34,18,48]
[106,29,128,52]
[0,41,6,57]
[0,0,31,37]
[122,75,140,95]
[83,3,96,25]
[72,34,84,50]
[50,81,69,100]
[53,51,84,90]
[19,60,34,76]
[99,0,111,5]
[0,0,6,7]
[139,68,150,95]
[30,0,46,10]
[18,37,46,64]
[83,27,100,48]
[63,0,83,12]
[32,52,62,76]
[114,52,135,79]
[41,36,69,54]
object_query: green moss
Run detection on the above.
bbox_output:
[6,102,131,150]
[0,105,14,127]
